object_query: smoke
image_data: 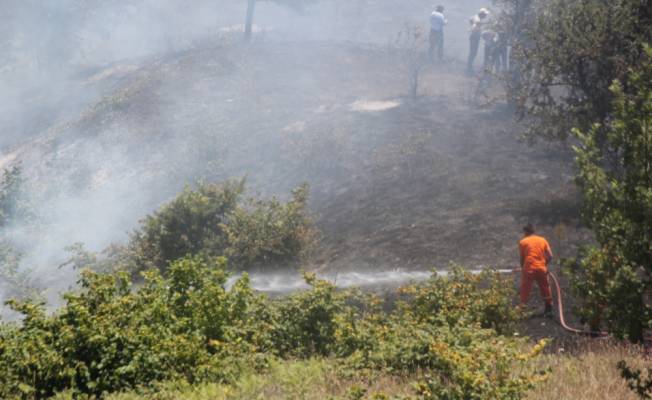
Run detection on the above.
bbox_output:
[0,0,496,312]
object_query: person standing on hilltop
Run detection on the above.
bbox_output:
[518,223,554,317]
[429,5,447,62]
[481,30,498,72]
[466,7,490,75]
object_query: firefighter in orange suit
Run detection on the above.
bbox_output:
[518,223,554,317]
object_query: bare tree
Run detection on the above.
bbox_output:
[394,24,428,99]
[244,0,258,41]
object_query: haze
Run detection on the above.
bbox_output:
[0,0,587,311]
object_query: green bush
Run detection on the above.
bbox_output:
[0,258,543,399]
[0,165,38,302]
[334,270,544,399]
[568,45,652,342]
[223,184,316,271]
[128,180,244,274]
[126,180,315,275]
[398,268,520,335]
[0,165,24,227]
[412,334,547,400]
[343,317,546,399]
[0,256,270,399]
[270,273,356,358]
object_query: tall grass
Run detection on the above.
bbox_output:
[98,339,647,400]
[525,340,648,400]
[102,359,411,400]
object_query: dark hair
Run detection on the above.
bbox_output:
[523,223,535,235]
[436,5,444,12]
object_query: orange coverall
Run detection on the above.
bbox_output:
[518,235,553,306]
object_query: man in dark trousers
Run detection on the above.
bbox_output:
[518,223,554,317]
[429,5,447,61]
[466,7,490,74]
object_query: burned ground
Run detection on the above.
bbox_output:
[1,41,591,274]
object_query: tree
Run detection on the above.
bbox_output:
[244,0,257,41]
[0,166,24,227]
[497,0,652,142]
[491,0,652,343]
[567,45,652,342]
[0,165,37,302]
[394,24,428,99]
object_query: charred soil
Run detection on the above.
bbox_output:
[2,41,591,272]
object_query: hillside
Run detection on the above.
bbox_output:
[3,2,652,399]
[1,41,591,276]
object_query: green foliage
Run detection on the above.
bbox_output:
[270,272,355,358]
[128,180,244,274]
[567,45,652,342]
[101,358,382,400]
[126,180,315,274]
[333,269,543,399]
[0,256,270,399]
[399,268,520,335]
[0,261,545,399]
[618,361,652,400]
[411,336,547,400]
[0,165,24,227]
[224,184,316,270]
[0,241,33,301]
[498,0,652,141]
[0,165,37,302]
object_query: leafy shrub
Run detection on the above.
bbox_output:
[335,270,545,400]
[412,336,548,400]
[270,272,356,358]
[0,165,38,302]
[224,184,316,271]
[0,241,35,302]
[0,165,24,227]
[128,180,244,274]
[568,46,652,342]
[127,180,315,274]
[0,257,542,399]
[0,256,270,399]
[398,268,520,335]
[340,318,546,399]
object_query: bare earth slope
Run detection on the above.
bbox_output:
[0,42,591,273]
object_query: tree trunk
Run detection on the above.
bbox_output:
[410,66,421,99]
[244,0,256,42]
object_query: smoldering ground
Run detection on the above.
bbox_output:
[0,0,588,313]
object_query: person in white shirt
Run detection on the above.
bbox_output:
[429,5,447,61]
[466,7,490,74]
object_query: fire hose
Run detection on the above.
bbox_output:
[508,267,609,337]
[546,270,609,337]
[504,268,652,344]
